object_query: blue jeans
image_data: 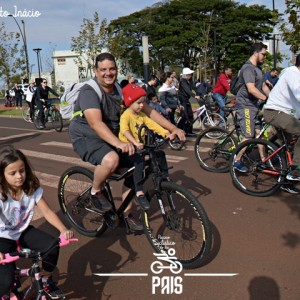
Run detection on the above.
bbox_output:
[212,93,226,117]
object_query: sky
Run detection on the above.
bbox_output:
[0,0,291,76]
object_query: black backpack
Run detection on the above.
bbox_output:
[230,70,242,95]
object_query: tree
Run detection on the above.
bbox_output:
[0,22,26,88]
[71,12,109,78]
[107,0,274,78]
[280,0,300,54]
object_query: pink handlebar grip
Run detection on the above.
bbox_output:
[59,234,78,247]
[0,253,20,265]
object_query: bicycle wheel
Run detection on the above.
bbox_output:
[50,108,63,132]
[230,139,286,196]
[143,181,212,269]
[202,112,226,130]
[195,127,238,173]
[168,137,184,151]
[58,166,107,237]
[33,108,41,129]
[22,107,31,122]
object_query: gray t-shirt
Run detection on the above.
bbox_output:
[69,79,122,142]
[236,60,264,110]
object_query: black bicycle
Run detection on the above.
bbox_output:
[194,106,273,173]
[58,125,212,269]
[32,98,63,132]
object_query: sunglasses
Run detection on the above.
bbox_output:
[43,81,47,83]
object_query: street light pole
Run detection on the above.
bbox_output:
[21,20,30,80]
[8,15,30,81]
[33,48,42,79]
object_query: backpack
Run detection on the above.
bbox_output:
[60,79,103,120]
[230,70,243,95]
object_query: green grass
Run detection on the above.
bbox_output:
[0,109,23,116]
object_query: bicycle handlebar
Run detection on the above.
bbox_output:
[0,234,78,265]
[137,124,170,150]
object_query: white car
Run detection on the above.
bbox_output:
[9,84,29,97]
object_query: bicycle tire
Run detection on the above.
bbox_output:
[168,138,184,151]
[50,108,63,132]
[22,107,31,122]
[230,139,286,196]
[202,112,226,130]
[143,181,212,269]
[58,166,108,237]
[194,126,238,173]
[32,108,41,129]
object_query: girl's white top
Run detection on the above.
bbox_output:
[0,187,43,240]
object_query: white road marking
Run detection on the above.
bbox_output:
[0,133,38,141]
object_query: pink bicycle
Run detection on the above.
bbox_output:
[0,234,78,300]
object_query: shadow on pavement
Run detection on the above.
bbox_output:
[248,276,280,300]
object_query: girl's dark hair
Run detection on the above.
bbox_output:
[0,145,40,201]
[160,72,172,83]
[94,52,117,69]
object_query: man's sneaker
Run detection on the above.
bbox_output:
[90,191,112,212]
[125,213,144,232]
[286,167,300,181]
[136,194,150,211]
[280,184,300,194]
[233,160,248,173]
[42,276,64,299]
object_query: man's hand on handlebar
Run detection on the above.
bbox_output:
[115,141,135,156]
[170,127,186,142]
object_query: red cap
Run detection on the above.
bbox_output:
[122,84,146,107]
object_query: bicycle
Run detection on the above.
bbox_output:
[58,125,212,269]
[175,96,226,132]
[229,129,299,196]
[0,234,78,300]
[31,98,63,132]
[194,106,273,173]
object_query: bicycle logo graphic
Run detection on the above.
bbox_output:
[150,248,183,275]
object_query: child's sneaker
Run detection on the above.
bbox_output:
[42,276,64,299]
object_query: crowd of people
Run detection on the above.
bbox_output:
[1,43,299,297]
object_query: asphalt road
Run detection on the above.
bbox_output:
[0,116,299,300]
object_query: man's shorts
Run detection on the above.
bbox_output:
[236,107,259,138]
[72,137,134,188]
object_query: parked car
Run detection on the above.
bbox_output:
[9,84,29,98]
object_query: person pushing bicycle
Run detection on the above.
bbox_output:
[68,53,185,232]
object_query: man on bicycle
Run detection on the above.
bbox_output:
[264,54,300,185]
[35,79,60,129]
[233,42,269,172]
[68,52,185,231]
[212,66,232,118]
